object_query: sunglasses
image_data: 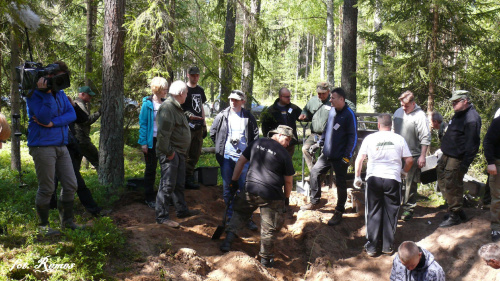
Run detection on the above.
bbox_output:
[452,99,464,106]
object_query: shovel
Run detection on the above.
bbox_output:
[212,195,234,240]
[296,121,310,196]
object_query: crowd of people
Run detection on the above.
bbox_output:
[2,61,500,276]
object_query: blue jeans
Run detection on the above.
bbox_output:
[221,157,249,219]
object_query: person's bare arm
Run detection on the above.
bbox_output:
[232,155,249,181]
[284,175,293,198]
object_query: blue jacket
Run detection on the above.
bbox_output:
[27,89,76,147]
[320,104,357,160]
[138,95,165,149]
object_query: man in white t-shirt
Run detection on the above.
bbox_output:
[354,113,414,256]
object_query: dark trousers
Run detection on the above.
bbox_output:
[143,137,158,202]
[309,155,348,211]
[51,144,100,214]
[155,153,189,223]
[186,128,204,177]
[227,192,286,259]
[365,176,400,252]
[78,139,99,168]
[437,155,466,212]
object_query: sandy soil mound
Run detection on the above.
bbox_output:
[108,184,498,280]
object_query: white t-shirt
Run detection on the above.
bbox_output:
[494,107,500,119]
[358,131,412,183]
[153,100,162,137]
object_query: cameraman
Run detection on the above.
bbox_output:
[27,61,81,235]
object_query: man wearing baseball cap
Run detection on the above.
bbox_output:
[220,125,295,268]
[74,86,100,169]
[437,90,481,227]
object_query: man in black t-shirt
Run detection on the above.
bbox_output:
[182,66,207,189]
[220,125,295,268]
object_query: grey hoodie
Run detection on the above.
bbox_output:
[390,248,445,281]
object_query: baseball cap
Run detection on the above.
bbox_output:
[228,90,246,101]
[316,82,330,93]
[449,90,469,101]
[268,125,297,140]
[79,86,96,96]
[188,66,200,75]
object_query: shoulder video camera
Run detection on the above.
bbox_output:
[15,62,71,94]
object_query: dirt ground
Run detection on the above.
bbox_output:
[107,182,499,281]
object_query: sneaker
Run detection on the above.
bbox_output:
[157,219,180,228]
[401,211,413,221]
[492,231,500,242]
[246,220,258,231]
[300,203,319,211]
[177,209,201,218]
[382,246,394,255]
[145,200,156,209]
[327,210,344,226]
[261,257,275,268]
[364,243,377,257]
[38,225,61,236]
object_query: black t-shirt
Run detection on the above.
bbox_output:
[182,85,206,128]
[242,138,295,200]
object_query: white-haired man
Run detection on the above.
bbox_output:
[155,80,200,228]
[478,243,500,269]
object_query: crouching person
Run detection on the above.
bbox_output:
[155,80,200,228]
[220,125,295,268]
[390,241,445,281]
[27,61,82,235]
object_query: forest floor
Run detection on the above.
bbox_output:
[106,181,498,281]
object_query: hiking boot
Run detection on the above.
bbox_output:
[439,212,462,227]
[177,209,201,218]
[246,219,258,231]
[327,210,344,226]
[157,219,180,228]
[261,257,275,268]
[220,231,236,252]
[145,200,156,209]
[300,202,319,211]
[38,225,61,236]
[58,201,84,230]
[401,211,413,221]
[492,231,500,242]
[185,176,200,190]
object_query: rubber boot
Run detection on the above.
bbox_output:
[58,201,83,230]
[36,205,60,236]
[220,231,236,252]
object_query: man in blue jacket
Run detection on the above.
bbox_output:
[300,87,357,227]
[27,61,80,235]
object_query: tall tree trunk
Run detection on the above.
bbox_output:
[311,35,315,75]
[321,38,326,80]
[220,0,236,104]
[294,37,300,102]
[166,0,175,84]
[326,0,335,86]
[241,0,261,101]
[305,33,309,80]
[10,27,21,172]
[85,0,97,86]
[341,0,358,105]
[99,0,125,189]
[369,0,382,108]
[428,3,438,114]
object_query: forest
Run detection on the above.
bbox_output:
[1,0,500,280]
